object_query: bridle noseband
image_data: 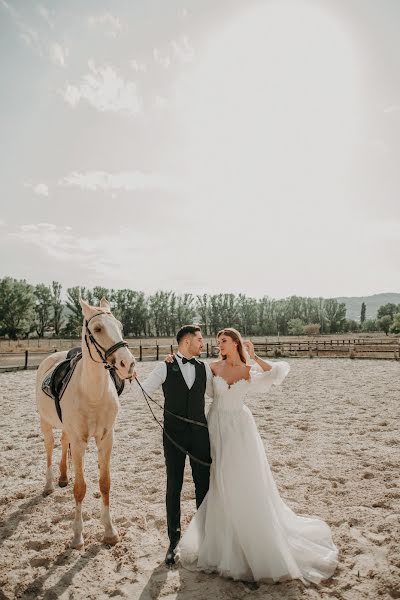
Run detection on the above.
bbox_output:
[84,312,129,372]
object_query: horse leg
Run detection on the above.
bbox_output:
[70,438,87,549]
[41,418,55,495]
[96,432,119,545]
[59,430,69,487]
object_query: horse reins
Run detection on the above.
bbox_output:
[135,378,212,468]
[84,312,130,373]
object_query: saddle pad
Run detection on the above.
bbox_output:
[42,348,125,422]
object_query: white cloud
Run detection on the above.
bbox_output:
[1,0,67,67]
[49,42,67,67]
[154,95,168,109]
[61,60,142,116]
[59,170,177,192]
[153,36,194,69]
[384,105,400,114]
[171,36,194,64]
[24,182,49,196]
[153,48,171,69]
[9,223,153,278]
[37,4,54,28]
[88,12,122,38]
[130,59,147,73]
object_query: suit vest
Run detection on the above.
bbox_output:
[162,359,207,433]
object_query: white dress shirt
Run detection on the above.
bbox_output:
[139,352,214,399]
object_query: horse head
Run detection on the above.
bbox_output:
[79,297,136,379]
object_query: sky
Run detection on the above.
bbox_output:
[0,0,399,300]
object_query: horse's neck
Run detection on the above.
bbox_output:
[80,331,109,388]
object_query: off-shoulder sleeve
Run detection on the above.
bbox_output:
[249,360,290,393]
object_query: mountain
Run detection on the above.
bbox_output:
[334,293,400,321]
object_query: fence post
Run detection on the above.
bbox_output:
[24,350,28,370]
[207,343,209,358]
[170,344,173,355]
[139,344,143,362]
[156,344,159,361]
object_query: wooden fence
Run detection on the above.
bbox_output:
[1,338,399,372]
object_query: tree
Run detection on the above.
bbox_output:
[51,281,64,336]
[0,277,35,339]
[360,302,366,324]
[113,289,148,337]
[323,299,347,333]
[34,284,52,337]
[361,319,379,332]
[390,313,400,334]
[303,323,321,335]
[64,287,88,337]
[377,315,393,335]
[196,294,210,335]
[287,318,305,336]
[344,319,360,333]
[377,303,398,320]
[237,294,258,336]
[175,294,195,328]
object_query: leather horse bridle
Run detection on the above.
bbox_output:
[84,311,130,375]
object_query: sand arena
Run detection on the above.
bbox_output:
[0,359,399,599]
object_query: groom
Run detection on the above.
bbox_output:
[138,325,214,566]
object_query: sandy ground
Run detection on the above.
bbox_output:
[0,359,399,600]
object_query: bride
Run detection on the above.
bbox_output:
[175,327,338,584]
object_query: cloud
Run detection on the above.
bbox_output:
[171,36,194,64]
[384,105,400,114]
[154,95,168,109]
[59,170,178,192]
[130,59,147,73]
[9,223,154,279]
[24,182,49,196]
[61,60,142,116]
[49,42,67,67]
[37,4,54,28]
[153,48,171,69]
[88,12,122,38]
[1,0,67,67]
[153,36,194,69]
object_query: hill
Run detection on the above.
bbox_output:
[335,293,400,321]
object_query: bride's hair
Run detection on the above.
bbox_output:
[216,328,249,365]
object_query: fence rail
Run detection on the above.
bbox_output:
[1,338,399,372]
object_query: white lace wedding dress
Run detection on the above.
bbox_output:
[176,361,338,584]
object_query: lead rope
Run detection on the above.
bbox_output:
[135,378,211,468]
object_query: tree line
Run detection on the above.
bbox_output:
[0,276,399,339]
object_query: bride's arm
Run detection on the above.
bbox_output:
[243,341,272,372]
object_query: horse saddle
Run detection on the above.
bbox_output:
[42,347,125,422]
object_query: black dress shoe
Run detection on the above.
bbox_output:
[165,538,180,567]
[165,544,176,566]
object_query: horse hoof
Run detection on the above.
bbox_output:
[58,478,68,488]
[42,487,54,497]
[103,534,119,546]
[71,539,84,550]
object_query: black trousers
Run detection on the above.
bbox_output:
[163,426,211,544]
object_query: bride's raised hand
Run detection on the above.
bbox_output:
[243,340,256,360]
[164,353,175,363]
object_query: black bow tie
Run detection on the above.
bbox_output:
[181,357,197,365]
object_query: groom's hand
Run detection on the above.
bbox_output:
[164,354,175,363]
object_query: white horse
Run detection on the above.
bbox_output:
[36,298,136,549]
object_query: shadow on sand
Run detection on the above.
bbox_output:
[19,543,102,599]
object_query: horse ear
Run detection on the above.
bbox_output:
[79,298,92,319]
[100,297,111,310]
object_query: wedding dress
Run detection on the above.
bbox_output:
[176,361,338,584]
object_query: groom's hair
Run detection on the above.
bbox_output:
[176,325,201,344]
